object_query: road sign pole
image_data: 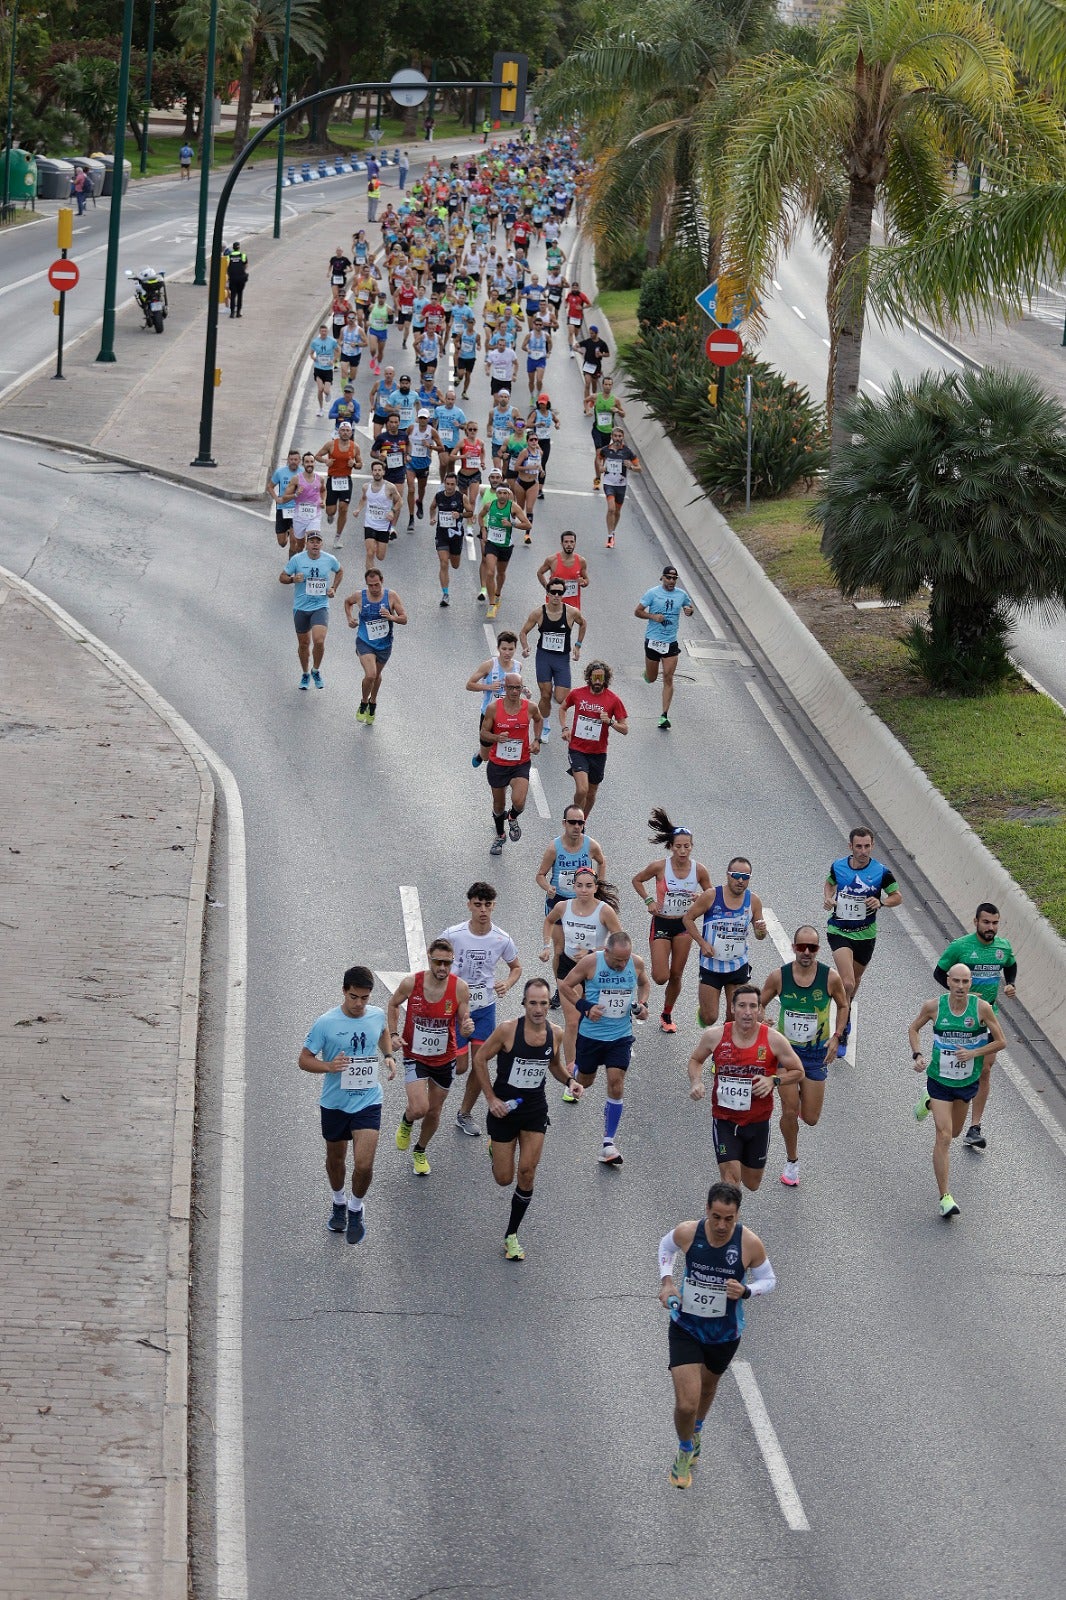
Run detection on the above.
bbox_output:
[272,0,292,240]
[745,374,753,511]
[95,0,135,363]
[193,0,219,287]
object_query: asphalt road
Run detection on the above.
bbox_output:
[753,224,1066,708]
[3,200,1066,1597]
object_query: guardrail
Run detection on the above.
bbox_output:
[281,149,403,187]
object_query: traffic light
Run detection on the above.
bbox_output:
[491,50,528,123]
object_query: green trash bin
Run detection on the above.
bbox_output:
[0,148,38,213]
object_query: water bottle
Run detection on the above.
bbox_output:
[503,1097,524,1112]
[666,1294,681,1314]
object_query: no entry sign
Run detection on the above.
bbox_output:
[48,258,80,292]
[705,328,743,366]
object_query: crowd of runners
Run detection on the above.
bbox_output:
[279,131,1023,1491]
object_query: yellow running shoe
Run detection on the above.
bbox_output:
[504,1233,525,1261]
[412,1148,431,1176]
[669,1447,693,1489]
[395,1119,412,1151]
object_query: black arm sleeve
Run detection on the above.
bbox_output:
[933,964,950,989]
[1004,962,1018,984]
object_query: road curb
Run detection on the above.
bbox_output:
[589,290,1066,1063]
[0,564,217,1600]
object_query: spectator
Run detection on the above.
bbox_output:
[71,165,90,215]
[226,241,249,318]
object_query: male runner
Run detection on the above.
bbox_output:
[478,672,543,857]
[684,858,768,1027]
[344,568,406,724]
[537,529,588,608]
[759,927,849,1187]
[280,531,341,690]
[597,426,641,548]
[519,580,585,742]
[354,459,402,570]
[560,661,628,819]
[442,883,522,1136]
[824,826,902,1057]
[431,470,467,607]
[316,422,362,548]
[933,903,1017,1150]
[388,941,475,1176]
[268,447,301,553]
[635,565,694,728]
[558,930,650,1166]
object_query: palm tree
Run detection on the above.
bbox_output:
[814,367,1066,693]
[537,0,783,274]
[231,0,325,151]
[715,0,1066,456]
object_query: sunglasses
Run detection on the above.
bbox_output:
[564,818,586,828]
[794,942,820,953]
[729,872,751,881]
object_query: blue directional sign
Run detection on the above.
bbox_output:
[695,280,760,330]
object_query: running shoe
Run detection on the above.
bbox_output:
[471,753,483,768]
[332,537,343,549]
[549,988,561,1011]
[939,1193,960,1219]
[781,1159,799,1187]
[311,669,324,689]
[540,724,550,744]
[407,516,415,532]
[964,1124,986,1149]
[593,474,601,489]
[346,1207,366,1244]
[504,1233,525,1262]
[691,1429,702,1462]
[658,714,671,730]
[365,705,376,723]
[562,1081,578,1103]
[412,1148,431,1176]
[455,1111,481,1137]
[669,1447,694,1489]
[837,1020,851,1059]
[477,587,487,602]
[914,1088,931,1122]
[524,532,532,545]
[599,1142,623,1166]
[327,1202,347,1234]
[416,502,424,520]
[508,817,522,841]
[642,671,652,684]
[490,837,505,856]
[395,1119,413,1151]
[299,672,311,691]
[356,708,368,724]
[606,534,615,549]
[440,592,450,607]
[487,602,499,619]
[659,1012,677,1034]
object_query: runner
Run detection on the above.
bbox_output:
[635,564,694,728]
[388,942,475,1176]
[543,869,622,1080]
[344,568,406,725]
[560,660,628,819]
[478,672,543,857]
[519,580,586,742]
[354,458,402,570]
[526,392,560,494]
[442,883,522,1136]
[315,422,362,548]
[658,1182,776,1489]
[597,426,641,549]
[631,809,711,1033]
[371,414,411,532]
[467,629,523,767]
[433,388,467,476]
[457,422,487,535]
[339,313,367,381]
[368,364,398,437]
[280,530,341,691]
[308,322,338,417]
[280,450,324,549]
[683,859,768,1027]
[299,965,394,1244]
[367,289,391,371]
[485,333,520,396]
[537,528,588,609]
[577,325,610,409]
[521,316,553,403]
[430,470,467,607]
[686,985,803,1191]
[326,381,360,435]
[558,930,650,1165]
[268,447,301,554]
[823,826,902,1057]
[407,410,442,525]
[478,481,531,619]
[473,979,580,1261]
[564,281,591,351]
[512,427,546,529]
[909,964,1006,1219]
[591,374,625,487]
[759,927,849,1187]
[933,903,1017,1150]
[535,806,607,916]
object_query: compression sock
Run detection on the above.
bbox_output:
[604,1097,624,1142]
[506,1185,533,1237]
[494,811,507,838]
[508,805,524,820]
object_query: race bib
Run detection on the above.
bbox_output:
[303,577,328,598]
[597,987,630,1019]
[540,631,565,653]
[717,1075,753,1112]
[581,361,598,374]
[294,505,320,531]
[568,315,582,326]
[574,714,602,743]
[557,867,579,893]
[438,511,457,529]
[331,273,345,285]
[713,935,746,962]
[494,738,523,762]
[508,1057,547,1090]
[365,617,389,641]
[682,1277,728,1318]
[386,450,404,468]
[662,892,691,917]
[466,982,493,1012]
[330,476,350,492]
[412,1018,448,1056]
[937,1049,970,1080]
[836,891,867,922]
[646,637,670,654]
[782,1010,818,1045]
[561,578,579,598]
[338,1055,379,1092]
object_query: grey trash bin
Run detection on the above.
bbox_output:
[68,156,106,196]
[35,156,75,200]
[98,156,132,197]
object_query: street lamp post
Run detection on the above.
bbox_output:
[139,0,156,178]
[95,0,137,363]
[2,0,20,220]
[193,0,220,287]
[193,76,494,466]
[272,0,292,240]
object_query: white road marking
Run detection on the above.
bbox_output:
[862,378,885,395]
[73,226,90,234]
[465,530,478,561]
[0,220,179,299]
[400,884,427,970]
[374,970,409,994]
[731,1361,810,1531]
[821,337,831,347]
[529,767,550,817]
[772,279,782,291]
[761,906,793,963]
[791,305,807,320]
[483,622,497,652]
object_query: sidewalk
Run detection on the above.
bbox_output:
[0,133,482,500]
[0,575,213,1598]
[929,305,1066,407]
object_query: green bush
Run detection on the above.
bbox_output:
[636,267,673,331]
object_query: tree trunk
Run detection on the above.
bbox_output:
[828,172,877,460]
[232,38,257,153]
[184,98,197,139]
[644,195,666,267]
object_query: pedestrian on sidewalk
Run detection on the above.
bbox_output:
[424,114,435,142]
[367,175,381,224]
[179,143,194,179]
[226,241,249,318]
[71,165,90,215]
[273,91,282,117]
[398,150,410,191]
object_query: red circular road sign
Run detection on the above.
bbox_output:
[48,258,80,292]
[705,328,743,366]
